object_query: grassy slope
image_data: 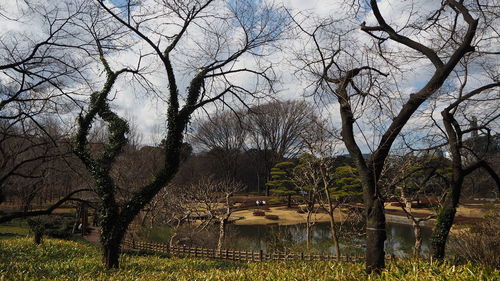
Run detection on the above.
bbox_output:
[0,238,498,281]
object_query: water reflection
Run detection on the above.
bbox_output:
[224,222,432,257]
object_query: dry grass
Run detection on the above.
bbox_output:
[231,206,346,226]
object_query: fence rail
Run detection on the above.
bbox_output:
[122,239,389,263]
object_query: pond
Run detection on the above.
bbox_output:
[223,222,432,257]
[139,222,433,257]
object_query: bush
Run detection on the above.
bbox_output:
[265,215,279,220]
[449,214,499,268]
[27,217,46,244]
[27,214,78,242]
[253,210,265,216]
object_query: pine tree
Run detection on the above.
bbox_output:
[267,161,298,208]
[331,166,362,198]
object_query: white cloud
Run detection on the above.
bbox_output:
[2,0,497,151]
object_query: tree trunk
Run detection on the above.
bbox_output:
[103,241,121,269]
[328,211,341,260]
[306,211,312,250]
[217,217,227,252]
[365,198,386,274]
[431,194,459,261]
[321,165,341,260]
[431,109,465,261]
[99,203,125,269]
[412,220,422,257]
[34,232,43,245]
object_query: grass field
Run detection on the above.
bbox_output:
[0,220,29,237]
[0,237,498,281]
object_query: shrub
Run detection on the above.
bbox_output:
[27,217,46,244]
[27,214,78,242]
[449,214,499,268]
[253,210,265,216]
[265,215,279,220]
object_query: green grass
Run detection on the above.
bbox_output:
[0,220,30,237]
[0,237,498,281]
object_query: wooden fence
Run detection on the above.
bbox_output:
[121,239,384,263]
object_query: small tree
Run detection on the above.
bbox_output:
[185,176,244,252]
[324,165,361,259]
[293,154,321,251]
[382,155,447,257]
[294,152,362,257]
[267,161,298,208]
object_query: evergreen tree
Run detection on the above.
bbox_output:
[331,166,362,198]
[267,161,298,208]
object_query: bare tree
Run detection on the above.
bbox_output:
[71,0,286,268]
[381,154,444,257]
[0,117,92,224]
[398,46,500,259]
[294,119,362,258]
[430,82,499,260]
[138,183,195,246]
[0,1,91,212]
[293,154,321,251]
[246,100,317,195]
[293,0,483,272]
[185,176,244,252]
[190,110,247,179]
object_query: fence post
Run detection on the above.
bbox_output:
[259,250,263,262]
[300,252,304,261]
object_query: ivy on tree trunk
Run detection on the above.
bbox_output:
[73,40,206,268]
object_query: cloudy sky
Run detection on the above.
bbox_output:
[1,0,498,151]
